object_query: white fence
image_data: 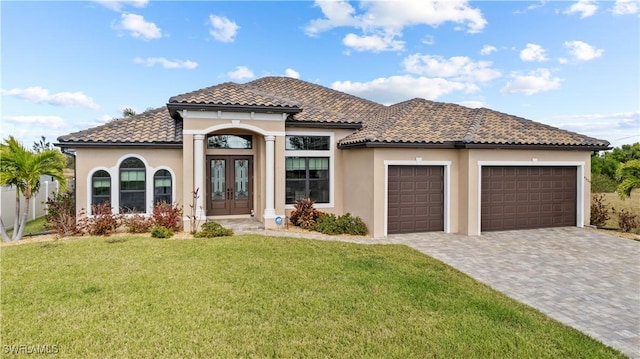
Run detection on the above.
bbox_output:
[0,178,60,230]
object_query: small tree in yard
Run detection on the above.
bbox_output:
[0,136,66,242]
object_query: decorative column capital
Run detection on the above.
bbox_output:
[194,134,205,141]
[265,135,276,142]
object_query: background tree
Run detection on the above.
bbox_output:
[0,136,67,241]
[616,159,640,199]
[32,136,53,152]
[122,107,137,118]
[591,142,640,193]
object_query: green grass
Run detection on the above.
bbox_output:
[6,216,48,237]
[1,235,624,358]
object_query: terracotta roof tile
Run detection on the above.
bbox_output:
[168,82,299,109]
[57,107,180,144]
[57,77,610,148]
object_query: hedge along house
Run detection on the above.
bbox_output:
[56,77,610,237]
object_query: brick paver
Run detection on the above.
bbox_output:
[381,227,640,358]
[255,226,640,357]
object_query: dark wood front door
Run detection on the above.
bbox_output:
[206,156,253,216]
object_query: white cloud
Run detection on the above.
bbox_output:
[458,100,485,108]
[284,68,300,79]
[612,0,639,15]
[553,111,640,146]
[117,13,161,40]
[209,15,239,43]
[133,57,198,69]
[500,68,562,95]
[343,32,405,52]
[480,45,497,55]
[304,0,486,53]
[403,54,501,83]
[331,75,471,104]
[564,0,598,18]
[422,35,435,45]
[520,43,548,62]
[94,0,148,12]
[564,40,604,61]
[1,86,100,110]
[3,115,66,129]
[228,66,254,80]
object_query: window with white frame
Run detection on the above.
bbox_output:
[91,170,111,207]
[285,134,332,205]
[119,157,146,213]
[153,169,172,204]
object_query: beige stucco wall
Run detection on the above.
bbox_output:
[341,148,375,232]
[75,147,183,216]
[338,146,592,238]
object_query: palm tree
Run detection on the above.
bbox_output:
[616,159,640,199]
[0,136,67,241]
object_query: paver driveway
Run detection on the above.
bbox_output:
[382,227,640,358]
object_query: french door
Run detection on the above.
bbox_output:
[206,155,253,216]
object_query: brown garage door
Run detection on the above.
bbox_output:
[388,166,444,234]
[481,166,577,231]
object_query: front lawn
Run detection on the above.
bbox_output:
[1,235,624,358]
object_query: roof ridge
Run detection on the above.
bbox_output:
[463,108,484,143]
[370,98,425,141]
[247,76,385,109]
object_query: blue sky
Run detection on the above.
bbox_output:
[1,0,638,148]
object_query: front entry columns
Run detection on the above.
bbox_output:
[194,134,206,219]
[264,135,276,218]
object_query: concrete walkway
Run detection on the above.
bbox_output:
[254,227,640,357]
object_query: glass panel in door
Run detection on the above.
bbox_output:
[235,159,249,200]
[211,159,225,200]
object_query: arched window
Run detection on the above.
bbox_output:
[154,169,172,204]
[120,157,145,213]
[91,170,111,206]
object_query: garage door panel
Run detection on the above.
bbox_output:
[388,165,444,234]
[481,166,576,231]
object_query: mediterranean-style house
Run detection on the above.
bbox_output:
[56,77,610,237]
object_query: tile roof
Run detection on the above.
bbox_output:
[338,98,610,148]
[168,82,300,109]
[57,77,610,149]
[57,107,181,145]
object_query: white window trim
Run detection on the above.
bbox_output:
[476,160,585,235]
[284,131,335,209]
[86,154,176,216]
[383,160,451,237]
[86,167,116,215]
[152,166,177,206]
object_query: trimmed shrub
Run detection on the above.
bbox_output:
[78,202,122,236]
[151,226,174,238]
[289,198,320,229]
[152,202,183,232]
[590,194,611,227]
[311,212,368,236]
[310,213,342,235]
[44,190,78,237]
[616,209,639,233]
[194,221,233,238]
[337,213,368,236]
[124,214,153,233]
